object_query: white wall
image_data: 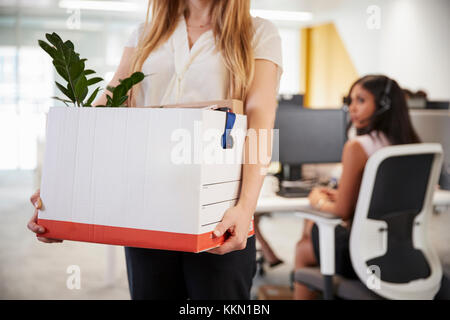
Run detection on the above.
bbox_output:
[256,0,449,99]
[322,0,450,100]
[379,0,450,100]
[278,28,300,94]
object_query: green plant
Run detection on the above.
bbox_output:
[38,32,103,107]
[98,71,145,107]
[38,32,145,108]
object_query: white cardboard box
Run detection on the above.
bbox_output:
[37,103,253,252]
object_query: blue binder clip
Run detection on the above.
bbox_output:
[221,111,236,149]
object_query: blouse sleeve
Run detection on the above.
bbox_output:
[252,17,283,83]
[124,22,146,48]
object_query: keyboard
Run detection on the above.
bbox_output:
[276,186,312,198]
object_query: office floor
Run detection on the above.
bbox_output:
[0,170,449,300]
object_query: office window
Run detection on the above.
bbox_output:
[0,46,17,113]
[0,46,52,170]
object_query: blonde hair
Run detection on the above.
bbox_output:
[127,0,255,107]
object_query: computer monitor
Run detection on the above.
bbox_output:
[426,100,449,110]
[272,105,348,181]
[409,109,450,190]
[277,94,304,108]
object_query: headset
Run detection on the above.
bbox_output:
[376,77,393,115]
[344,77,393,125]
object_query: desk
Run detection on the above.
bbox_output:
[255,189,450,214]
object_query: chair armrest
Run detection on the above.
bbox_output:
[295,207,342,276]
[294,207,342,226]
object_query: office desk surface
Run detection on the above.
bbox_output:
[255,189,450,214]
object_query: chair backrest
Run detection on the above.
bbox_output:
[349,143,443,300]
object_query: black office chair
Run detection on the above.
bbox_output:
[293,143,446,299]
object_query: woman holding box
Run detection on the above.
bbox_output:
[294,75,421,299]
[28,0,282,299]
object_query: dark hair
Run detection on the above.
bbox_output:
[345,75,421,145]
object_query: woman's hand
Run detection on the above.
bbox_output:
[322,187,338,202]
[208,204,253,255]
[27,189,63,243]
[308,187,335,210]
[308,187,322,204]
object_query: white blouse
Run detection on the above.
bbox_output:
[124,15,283,107]
[354,131,391,157]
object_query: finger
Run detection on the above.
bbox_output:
[30,196,42,209]
[34,197,42,209]
[37,237,63,243]
[213,216,234,238]
[209,236,246,255]
[210,228,247,255]
[207,246,224,255]
[27,211,46,234]
[208,240,234,255]
[30,191,38,203]
[30,189,40,205]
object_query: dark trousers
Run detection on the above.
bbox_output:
[311,223,358,279]
[124,236,257,300]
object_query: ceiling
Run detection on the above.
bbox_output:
[0,0,352,28]
[251,0,347,12]
[0,0,349,16]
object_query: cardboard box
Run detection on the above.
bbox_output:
[37,100,253,252]
[151,99,244,115]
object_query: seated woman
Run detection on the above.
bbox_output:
[293,75,421,300]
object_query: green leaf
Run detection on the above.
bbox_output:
[51,96,72,102]
[38,40,57,59]
[85,87,101,106]
[130,71,145,85]
[64,40,74,50]
[120,78,133,91]
[74,76,88,105]
[106,94,113,106]
[84,69,96,76]
[53,64,69,82]
[51,96,72,107]
[45,33,62,48]
[111,84,127,106]
[108,72,145,107]
[87,77,103,86]
[118,95,128,106]
[69,59,85,83]
[81,87,89,102]
[53,58,65,68]
[47,33,72,65]
[113,84,127,99]
[55,81,74,102]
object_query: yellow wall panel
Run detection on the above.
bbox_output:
[301,23,359,109]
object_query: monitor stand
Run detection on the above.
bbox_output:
[276,164,314,198]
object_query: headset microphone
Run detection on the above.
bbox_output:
[355,78,393,125]
[377,77,393,114]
